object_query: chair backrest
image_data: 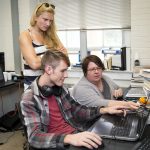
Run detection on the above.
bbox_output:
[16,102,28,138]
[16,102,31,150]
[16,102,41,150]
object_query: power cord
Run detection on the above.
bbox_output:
[0,94,6,132]
[0,94,5,117]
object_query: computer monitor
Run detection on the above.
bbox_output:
[111,47,127,70]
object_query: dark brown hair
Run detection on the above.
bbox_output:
[82,55,105,76]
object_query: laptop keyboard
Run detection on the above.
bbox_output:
[133,137,150,150]
[126,88,146,97]
[111,114,135,137]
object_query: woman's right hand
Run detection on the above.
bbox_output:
[125,101,140,110]
[109,100,140,110]
[64,131,102,149]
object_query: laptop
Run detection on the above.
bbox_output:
[125,87,147,101]
[0,67,15,88]
[88,106,150,141]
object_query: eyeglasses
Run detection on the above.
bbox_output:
[37,3,55,12]
[87,67,102,72]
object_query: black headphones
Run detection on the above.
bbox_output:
[37,77,62,97]
[38,85,62,97]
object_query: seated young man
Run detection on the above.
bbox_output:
[20,49,137,150]
[72,55,139,109]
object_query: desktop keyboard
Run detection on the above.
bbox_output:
[133,137,150,150]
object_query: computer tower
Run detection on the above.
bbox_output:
[121,47,126,70]
[0,52,5,72]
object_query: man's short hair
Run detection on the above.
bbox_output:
[41,49,70,70]
[82,55,105,76]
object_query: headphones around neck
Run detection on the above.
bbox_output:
[37,77,62,97]
[38,85,62,97]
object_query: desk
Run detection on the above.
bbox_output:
[69,125,150,150]
[0,81,23,117]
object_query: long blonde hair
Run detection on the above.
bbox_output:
[30,3,59,48]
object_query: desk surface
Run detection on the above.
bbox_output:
[0,81,16,88]
[69,125,150,150]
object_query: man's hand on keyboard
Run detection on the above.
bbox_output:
[125,101,140,110]
[108,100,140,110]
[100,105,129,115]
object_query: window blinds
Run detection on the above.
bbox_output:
[39,0,131,30]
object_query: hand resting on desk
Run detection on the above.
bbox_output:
[64,131,103,150]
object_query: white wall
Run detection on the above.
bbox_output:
[0,0,14,71]
[131,0,150,69]
[0,0,38,72]
[18,0,37,32]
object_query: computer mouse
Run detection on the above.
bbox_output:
[75,141,105,150]
[95,141,105,150]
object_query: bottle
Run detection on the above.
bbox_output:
[134,59,140,66]
[134,53,140,66]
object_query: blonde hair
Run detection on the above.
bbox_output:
[30,3,59,48]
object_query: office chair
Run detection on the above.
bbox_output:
[16,102,51,150]
[16,102,30,150]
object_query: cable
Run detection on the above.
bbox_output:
[0,95,5,117]
[0,94,5,129]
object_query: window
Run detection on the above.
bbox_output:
[57,30,80,65]
[104,30,122,47]
[57,31,67,47]
[87,30,103,48]
[57,31,80,49]
[58,29,130,65]
[66,31,80,49]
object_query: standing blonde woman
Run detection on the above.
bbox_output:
[19,3,67,90]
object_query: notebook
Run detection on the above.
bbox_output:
[88,106,150,141]
[0,67,15,88]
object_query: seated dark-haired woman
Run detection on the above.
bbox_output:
[72,55,139,110]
